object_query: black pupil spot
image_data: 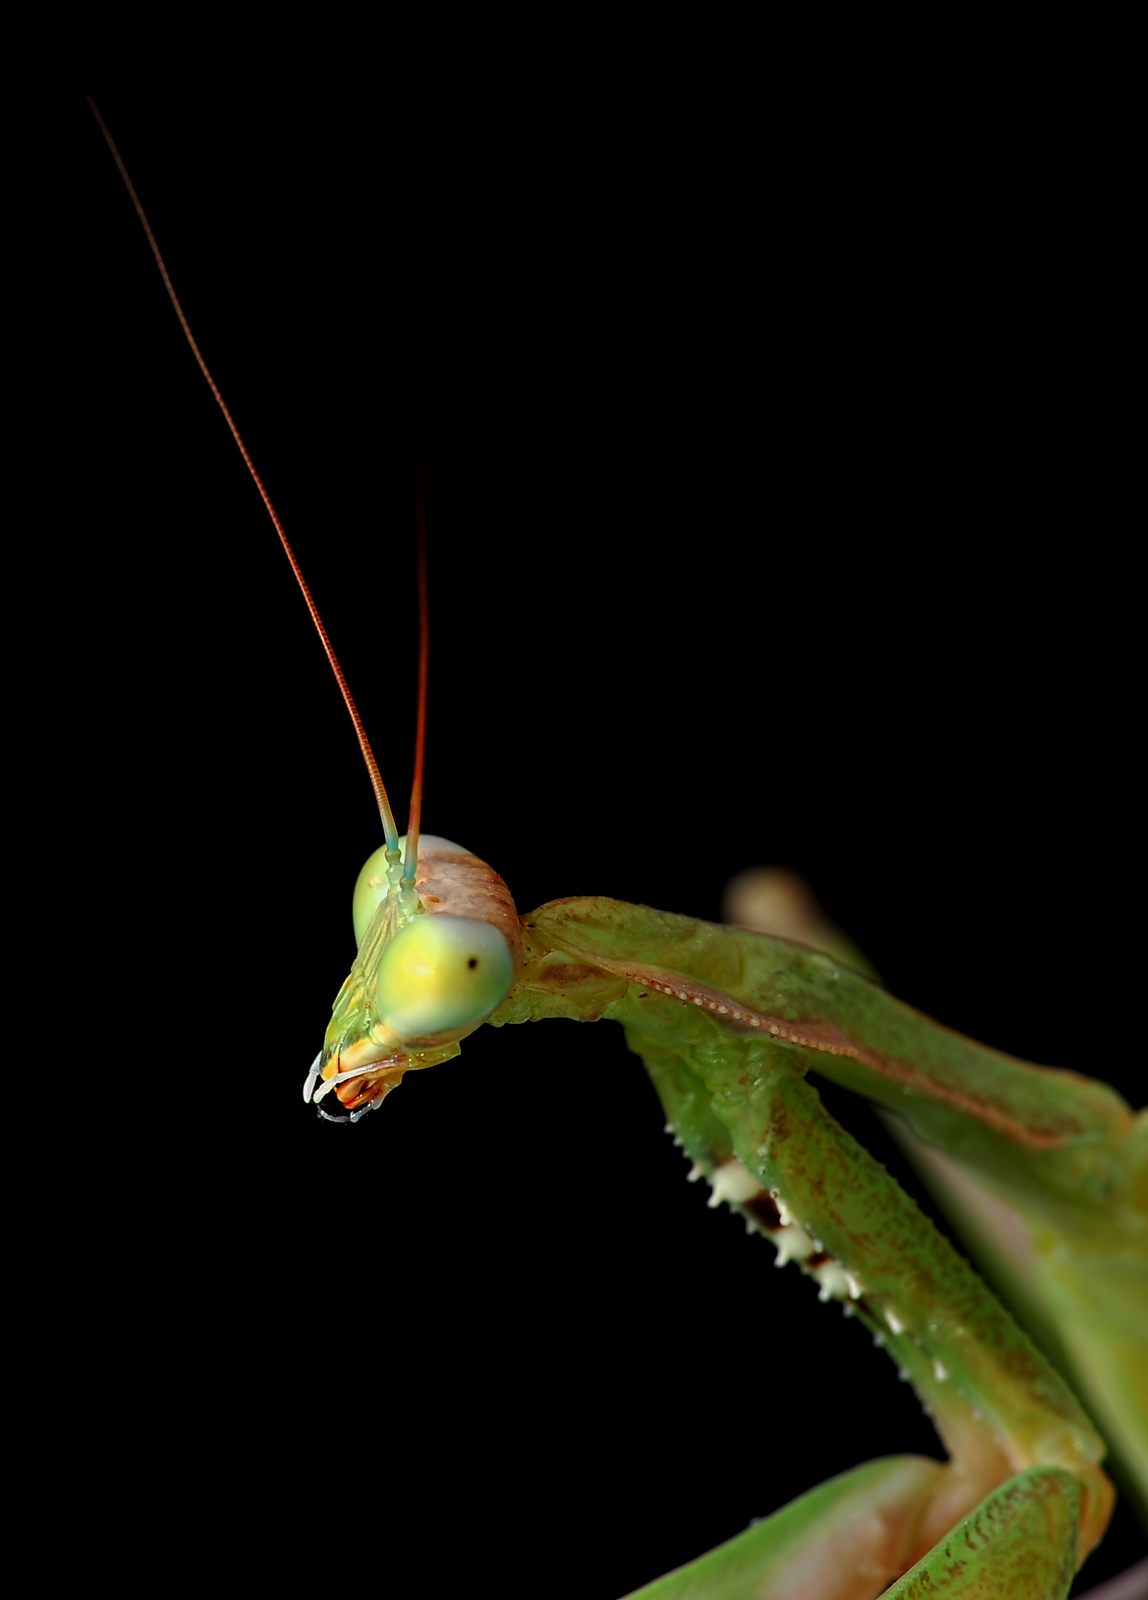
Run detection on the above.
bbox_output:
[467,957,478,969]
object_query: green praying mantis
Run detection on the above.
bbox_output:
[89,92,1145,1598]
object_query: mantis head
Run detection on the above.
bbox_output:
[87,107,522,1133]
[303,835,520,1121]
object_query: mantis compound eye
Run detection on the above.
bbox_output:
[374,914,515,1043]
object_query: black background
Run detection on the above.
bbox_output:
[75,89,1140,1594]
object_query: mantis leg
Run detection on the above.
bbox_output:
[622,1457,945,1600]
[883,1466,1080,1599]
[726,868,1148,1529]
[625,1055,1110,1597]
[621,1461,1079,1600]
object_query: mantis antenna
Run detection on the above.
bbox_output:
[88,97,430,876]
[402,465,430,889]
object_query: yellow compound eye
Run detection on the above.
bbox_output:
[375,914,515,1043]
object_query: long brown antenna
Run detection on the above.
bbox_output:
[88,97,400,854]
[402,459,431,887]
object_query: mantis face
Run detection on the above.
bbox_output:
[304,835,520,1119]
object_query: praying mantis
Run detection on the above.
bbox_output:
[87,91,1145,1596]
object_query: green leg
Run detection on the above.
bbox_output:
[622,1457,944,1600]
[720,1068,1110,1559]
[637,1055,1112,1593]
[884,1466,1080,1600]
[621,1460,1079,1600]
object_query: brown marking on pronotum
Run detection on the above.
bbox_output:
[413,844,522,968]
[568,951,1074,1152]
[534,961,615,989]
